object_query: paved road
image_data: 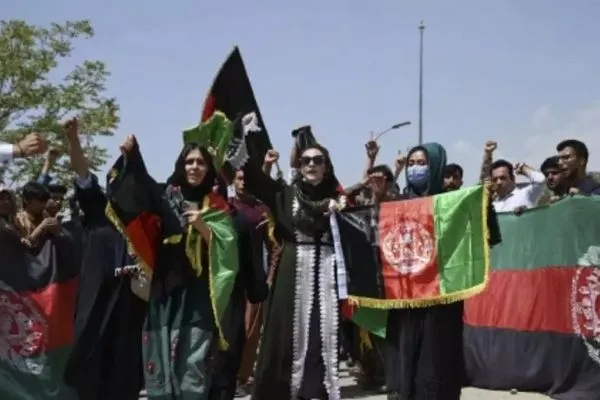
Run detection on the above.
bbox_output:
[139,363,548,399]
[236,363,549,400]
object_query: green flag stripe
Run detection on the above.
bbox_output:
[491,197,600,271]
[201,203,239,350]
[433,186,487,295]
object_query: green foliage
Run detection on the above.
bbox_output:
[0,19,119,186]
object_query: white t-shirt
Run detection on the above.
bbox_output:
[492,171,546,212]
[0,143,13,166]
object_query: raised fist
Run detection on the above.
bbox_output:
[264,149,279,165]
[16,133,47,158]
[484,141,497,154]
[119,135,137,155]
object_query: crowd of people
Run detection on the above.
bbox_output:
[0,116,598,400]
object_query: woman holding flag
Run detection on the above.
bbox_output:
[108,136,239,400]
[231,118,346,400]
[383,143,500,400]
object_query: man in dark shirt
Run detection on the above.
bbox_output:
[556,139,600,195]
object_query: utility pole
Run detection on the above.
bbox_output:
[418,20,425,145]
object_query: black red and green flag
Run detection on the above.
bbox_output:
[333,185,490,313]
[464,196,600,398]
[0,229,78,399]
[190,46,273,182]
[105,145,239,350]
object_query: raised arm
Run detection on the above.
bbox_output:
[64,119,106,224]
[242,149,286,212]
[515,163,546,203]
[363,140,378,179]
[479,141,496,184]
[0,134,47,166]
[393,152,407,182]
[37,148,61,185]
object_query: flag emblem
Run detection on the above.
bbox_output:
[0,281,48,375]
[382,215,435,275]
[571,258,600,365]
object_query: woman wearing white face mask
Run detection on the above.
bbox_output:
[233,128,346,400]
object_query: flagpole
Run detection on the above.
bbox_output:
[418,20,425,145]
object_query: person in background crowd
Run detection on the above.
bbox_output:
[0,133,47,168]
[348,164,397,392]
[229,168,275,397]
[339,142,384,373]
[0,185,18,227]
[16,181,51,236]
[345,142,406,204]
[490,159,545,212]
[37,148,61,185]
[556,139,600,195]
[46,183,68,218]
[540,156,563,195]
[365,165,397,204]
[535,156,565,206]
[17,182,65,248]
[443,163,464,192]
[62,119,147,400]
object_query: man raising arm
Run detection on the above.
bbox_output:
[0,133,47,166]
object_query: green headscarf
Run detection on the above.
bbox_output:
[404,142,447,198]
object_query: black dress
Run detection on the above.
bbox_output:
[244,166,343,400]
[63,175,147,400]
[384,200,501,400]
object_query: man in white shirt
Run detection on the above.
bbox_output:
[491,159,546,212]
[0,133,47,166]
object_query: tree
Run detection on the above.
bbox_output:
[0,19,119,186]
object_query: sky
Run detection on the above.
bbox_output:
[5,0,600,187]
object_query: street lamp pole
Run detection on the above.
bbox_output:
[372,121,412,141]
[418,20,425,145]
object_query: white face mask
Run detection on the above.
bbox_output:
[407,165,429,187]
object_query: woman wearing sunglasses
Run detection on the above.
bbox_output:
[233,126,345,400]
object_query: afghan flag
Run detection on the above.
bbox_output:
[0,228,78,400]
[105,145,239,350]
[332,185,490,310]
[104,146,175,276]
[183,112,235,172]
[464,196,600,399]
[199,46,273,181]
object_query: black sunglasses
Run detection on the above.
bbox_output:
[300,155,325,167]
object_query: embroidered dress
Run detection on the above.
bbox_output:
[240,163,343,400]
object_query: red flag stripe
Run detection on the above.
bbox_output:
[464,267,594,336]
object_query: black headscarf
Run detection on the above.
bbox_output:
[292,144,340,236]
[166,143,217,202]
[153,143,219,299]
